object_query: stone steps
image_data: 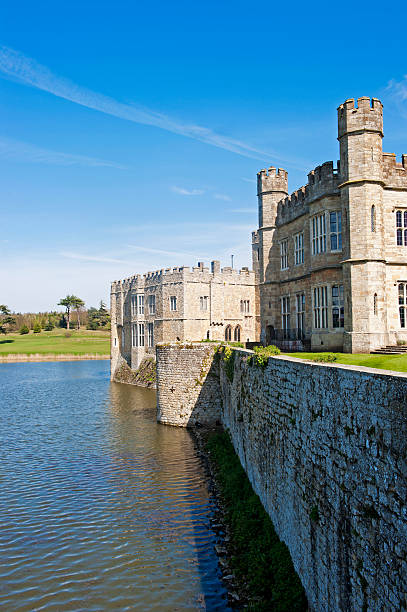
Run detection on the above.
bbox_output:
[371,345,407,355]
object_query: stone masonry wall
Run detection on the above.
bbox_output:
[156,344,407,611]
[156,343,222,427]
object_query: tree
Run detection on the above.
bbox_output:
[19,325,29,335]
[0,305,16,334]
[58,295,77,330]
[33,321,41,333]
[87,300,110,329]
[71,296,85,330]
[44,319,54,331]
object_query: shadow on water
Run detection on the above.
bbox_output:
[108,381,231,611]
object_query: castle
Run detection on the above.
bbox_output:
[111,96,407,369]
[252,96,407,353]
[110,261,258,377]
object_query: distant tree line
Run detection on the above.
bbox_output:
[0,297,110,334]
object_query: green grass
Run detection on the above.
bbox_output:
[0,328,110,356]
[285,352,407,373]
[206,431,307,611]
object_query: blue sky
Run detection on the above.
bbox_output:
[1,0,406,311]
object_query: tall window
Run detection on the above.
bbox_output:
[329,211,342,251]
[332,285,344,328]
[313,286,328,329]
[200,296,208,311]
[148,295,156,314]
[281,296,290,331]
[170,296,177,311]
[371,206,376,232]
[296,294,305,333]
[148,322,154,347]
[138,323,145,346]
[234,326,241,342]
[131,295,137,316]
[132,323,145,347]
[399,284,407,328]
[280,239,289,270]
[225,325,232,341]
[294,232,304,265]
[396,211,407,246]
[138,294,144,315]
[312,213,326,255]
[374,293,378,316]
[240,300,250,314]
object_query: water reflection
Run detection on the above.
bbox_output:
[0,361,229,611]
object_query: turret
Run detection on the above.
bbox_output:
[257,167,288,227]
[338,97,383,183]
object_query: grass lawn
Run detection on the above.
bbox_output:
[285,352,407,373]
[0,328,110,356]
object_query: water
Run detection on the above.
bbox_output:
[0,361,229,611]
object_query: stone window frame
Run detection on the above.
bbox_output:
[200,296,209,311]
[313,285,328,329]
[132,322,145,347]
[240,299,250,314]
[398,283,407,328]
[329,211,342,252]
[234,325,241,342]
[296,293,305,333]
[332,285,344,328]
[374,293,378,316]
[225,325,232,341]
[281,295,290,331]
[280,238,289,270]
[148,294,156,315]
[170,296,177,311]
[147,322,154,347]
[138,294,144,315]
[294,232,304,265]
[311,213,327,255]
[396,210,407,246]
[371,205,376,233]
[131,294,137,317]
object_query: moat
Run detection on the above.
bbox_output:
[0,361,229,611]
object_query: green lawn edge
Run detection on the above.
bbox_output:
[284,352,407,373]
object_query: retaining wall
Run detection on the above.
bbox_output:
[156,344,407,611]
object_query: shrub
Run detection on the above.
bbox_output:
[64,331,72,338]
[311,353,337,363]
[19,325,29,335]
[33,322,42,333]
[396,339,407,346]
[249,345,281,367]
[44,320,54,331]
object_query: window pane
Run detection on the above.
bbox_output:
[404,211,407,227]
[397,229,403,245]
[397,211,402,227]
[331,234,337,250]
[400,307,405,328]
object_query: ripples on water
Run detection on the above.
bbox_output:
[0,361,230,611]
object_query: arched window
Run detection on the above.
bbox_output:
[225,325,232,342]
[371,205,376,232]
[234,326,241,342]
[206,330,210,340]
[373,293,378,316]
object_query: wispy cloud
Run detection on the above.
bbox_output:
[0,45,287,162]
[229,207,256,213]
[60,251,128,264]
[126,244,201,258]
[241,177,256,184]
[0,136,125,168]
[171,185,205,196]
[214,193,231,201]
[386,76,407,117]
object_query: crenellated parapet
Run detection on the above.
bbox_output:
[257,166,288,196]
[382,152,407,189]
[337,96,383,138]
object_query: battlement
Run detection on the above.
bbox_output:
[338,96,383,138]
[257,166,288,195]
[382,152,407,188]
[111,260,255,292]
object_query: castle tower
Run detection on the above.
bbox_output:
[338,97,387,352]
[256,167,288,342]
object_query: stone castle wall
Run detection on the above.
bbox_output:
[156,344,407,611]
